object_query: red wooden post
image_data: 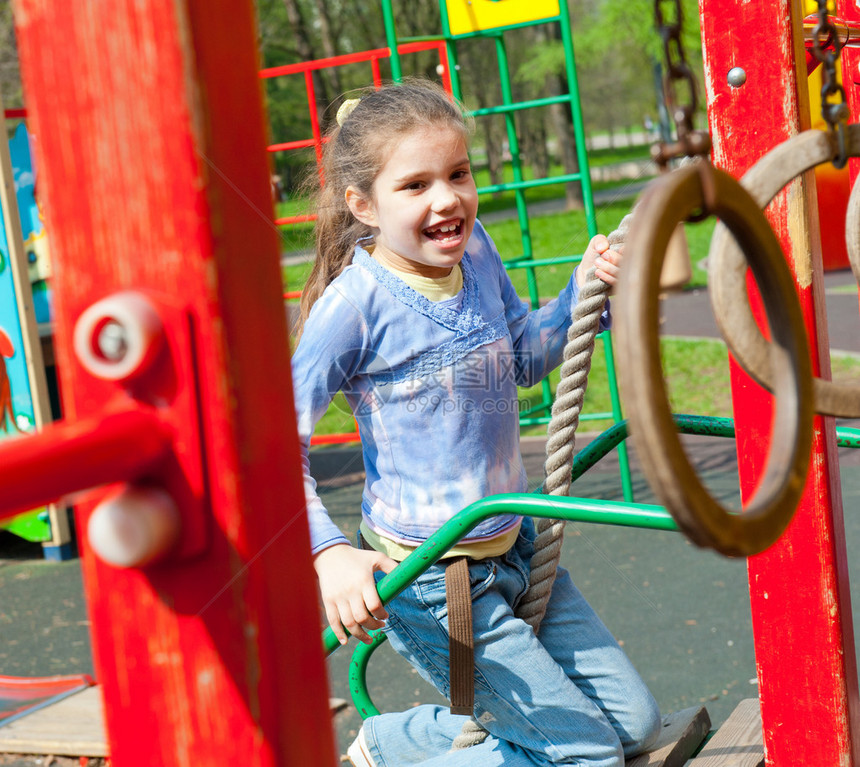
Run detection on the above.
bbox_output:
[699,0,860,763]
[12,0,337,764]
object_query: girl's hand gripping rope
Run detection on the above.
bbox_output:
[314,543,399,645]
[578,234,623,288]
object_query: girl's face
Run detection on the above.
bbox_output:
[346,125,478,279]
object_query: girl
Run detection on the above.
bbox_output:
[292,80,660,767]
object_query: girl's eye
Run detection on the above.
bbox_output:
[452,169,472,181]
[403,181,424,191]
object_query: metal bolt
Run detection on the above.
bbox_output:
[727,67,747,88]
[97,319,129,362]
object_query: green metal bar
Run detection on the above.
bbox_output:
[323,493,676,655]
[837,426,860,449]
[380,0,402,82]
[557,0,596,238]
[446,41,463,100]
[469,94,575,117]
[338,413,825,713]
[568,419,629,483]
[493,33,534,291]
[349,631,387,719]
[491,30,552,419]
[557,0,629,496]
[504,254,581,268]
[600,332,633,501]
[518,415,551,425]
[477,172,583,195]
[437,0,464,99]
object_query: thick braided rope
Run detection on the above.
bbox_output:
[451,214,633,751]
[514,270,613,629]
[514,213,632,631]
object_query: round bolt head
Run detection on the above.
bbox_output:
[727,67,747,88]
[96,320,129,362]
[73,292,164,382]
[88,485,180,568]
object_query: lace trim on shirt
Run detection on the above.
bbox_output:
[354,247,482,332]
[368,314,509,385]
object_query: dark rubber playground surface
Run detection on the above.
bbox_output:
[1,271,859,761]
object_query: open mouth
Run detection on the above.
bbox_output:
[423,219,463,243]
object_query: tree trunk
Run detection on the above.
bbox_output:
[483,117,505,195]
[281,0,330,125]
[522,113,550,179]
[310,0,343,96]
[538,25,583,209]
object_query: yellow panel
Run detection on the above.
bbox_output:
[445,0,560,36]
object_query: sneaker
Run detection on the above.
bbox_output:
[347,726,377,767]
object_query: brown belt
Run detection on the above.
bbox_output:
[445,556,475,716]
[359,535,475,716]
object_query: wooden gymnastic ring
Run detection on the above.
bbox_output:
[616,162,814,557]
[709,127,860,417]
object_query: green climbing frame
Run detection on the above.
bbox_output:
[326,416,860,717]
[380,0,633,500]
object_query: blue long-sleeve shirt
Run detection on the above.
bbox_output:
[292,221,609,554]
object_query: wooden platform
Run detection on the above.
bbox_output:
[687,698,764,766]
[0,692,763,764]
[0,689,350,759]
[625,698,762,767]
[627,705,710,766]
[0,686,107,757]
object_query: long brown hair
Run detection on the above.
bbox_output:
[295,80,472,338]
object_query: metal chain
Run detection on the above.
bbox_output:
[652,0,711,168]
[811,0,850,167]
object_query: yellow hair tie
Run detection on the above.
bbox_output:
[336,98,361,126]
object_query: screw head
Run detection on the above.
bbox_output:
[727,67,747,88]
[73,292,164,382]
[97,319,129,362]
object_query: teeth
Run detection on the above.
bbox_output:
[431,223,458,233]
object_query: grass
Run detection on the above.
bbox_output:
[506,336,735,437]
[482,204,713,298]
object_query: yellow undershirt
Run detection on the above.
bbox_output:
[361,519,521,562]
[379,259,463,301]
[363,253,523,560]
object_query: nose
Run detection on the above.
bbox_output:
[431,182,458,213]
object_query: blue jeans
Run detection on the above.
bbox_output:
[363,519,661,766]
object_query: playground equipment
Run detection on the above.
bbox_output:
[267,0,637,500]
[325,0,860,762]
[0,0,858,764]
[3,0,336,763]
[0,100,71,560]
[697,1,860,761]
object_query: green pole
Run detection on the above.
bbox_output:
[493,33,535,298]
[491,32,553,415]
[599,331,634,502]
[380,0,402,81]
[557,0,596,237]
